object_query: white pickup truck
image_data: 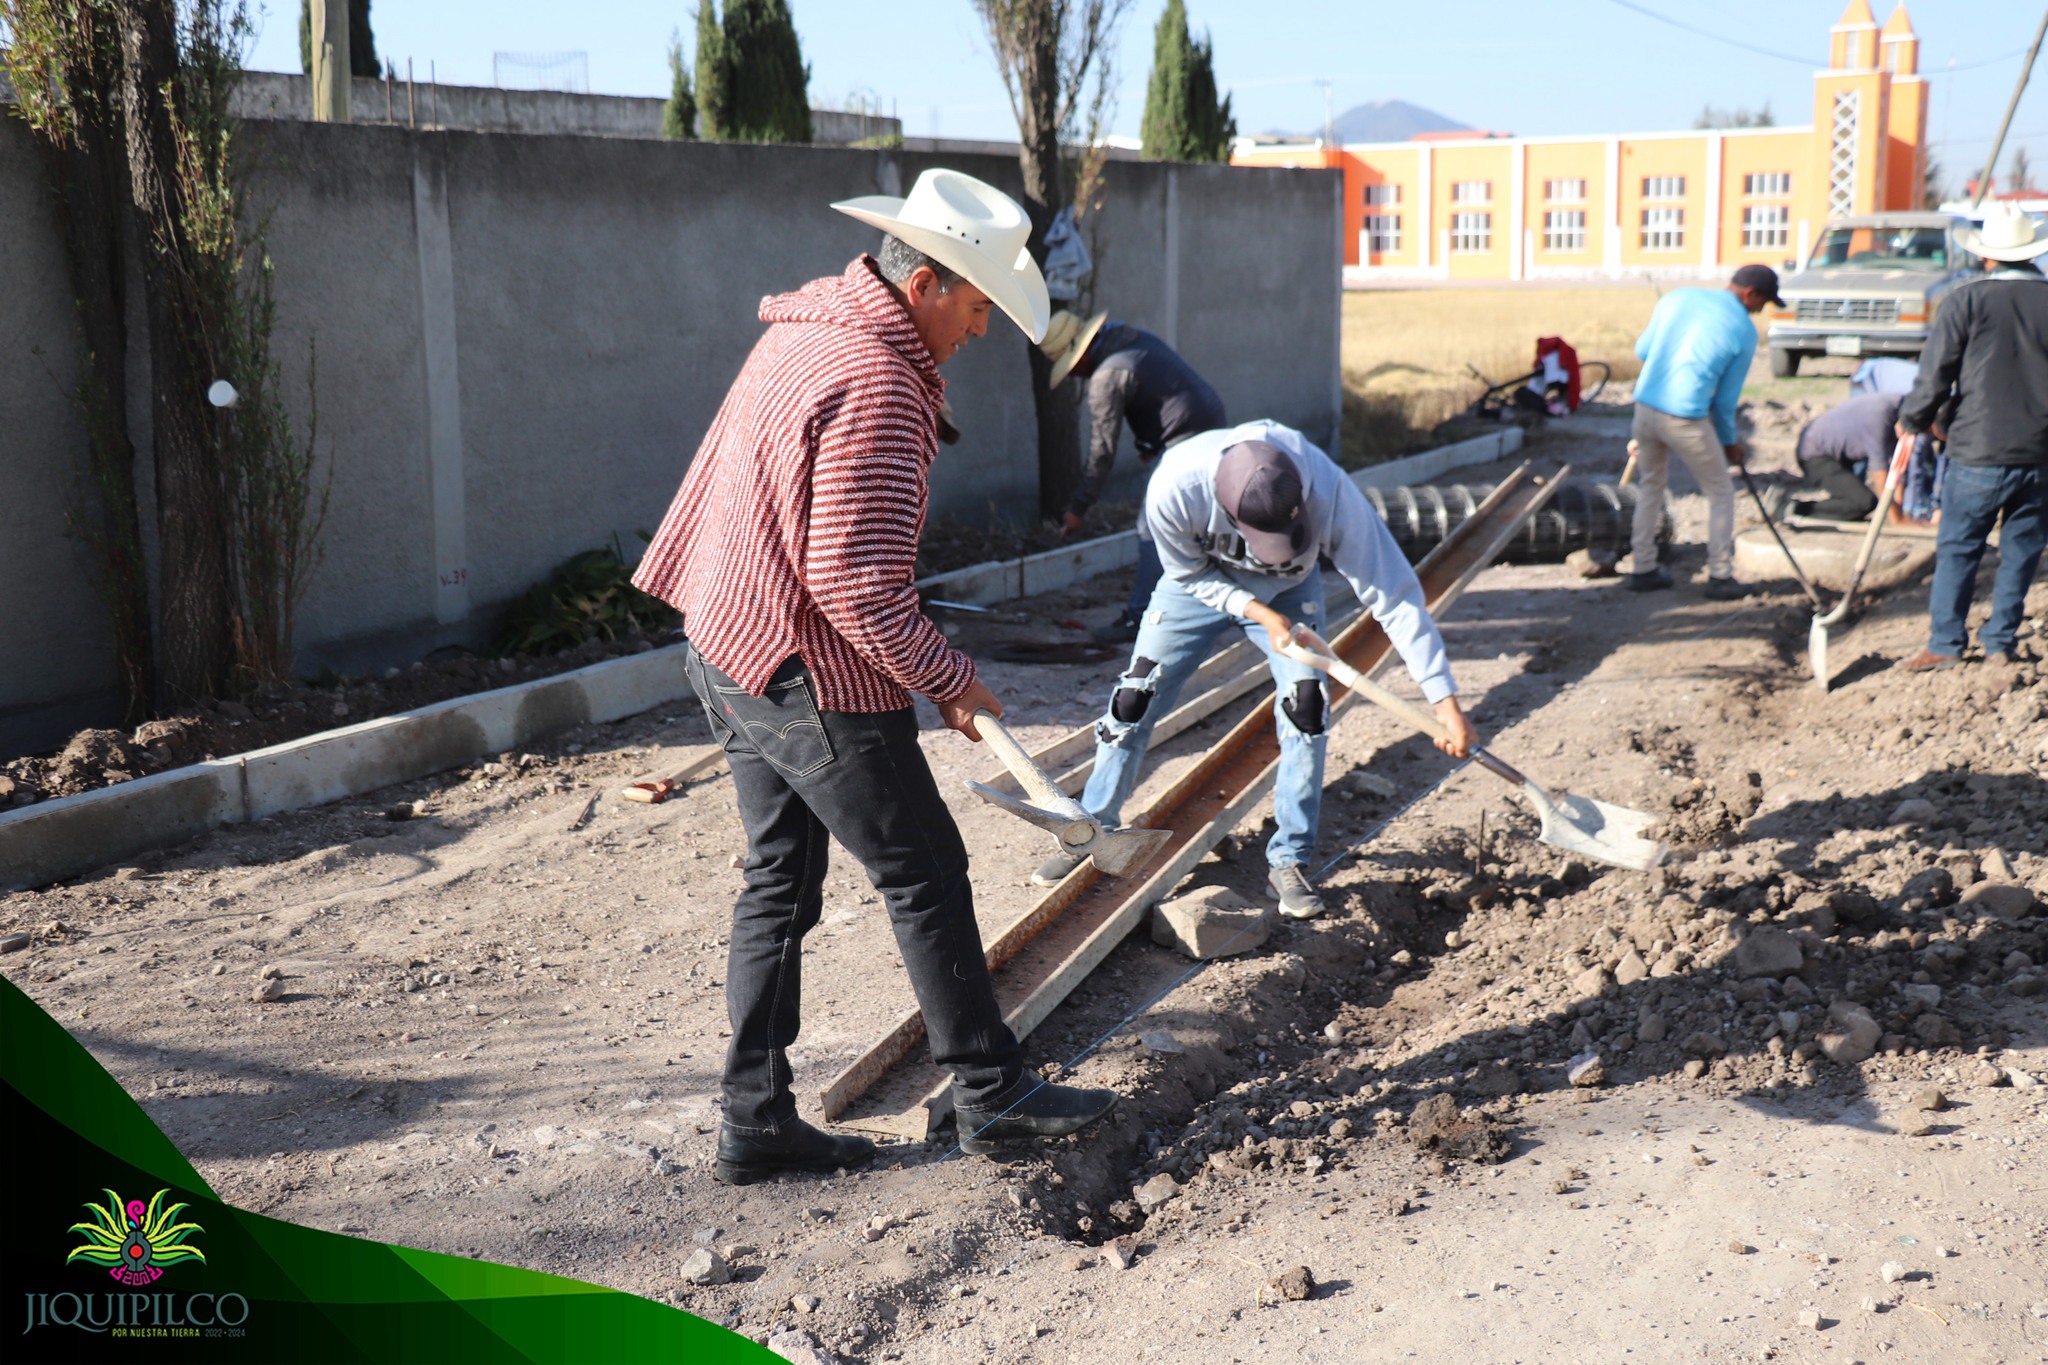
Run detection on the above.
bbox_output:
[1765,211,1980,378]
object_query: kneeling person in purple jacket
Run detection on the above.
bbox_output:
[1032,421,1479,919]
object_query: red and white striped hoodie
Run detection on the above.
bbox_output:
[632,256,977,713]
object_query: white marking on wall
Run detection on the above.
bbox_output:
[1603,138,1621,274]
[412,140,469,624]
[1416,149,1433,270]
[1508,142,1526,280]
[1702,132,1722,272]
[1829,91,1860,218]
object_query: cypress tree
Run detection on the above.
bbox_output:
[298,0,379,79]
[1140,0,1234,163]
[721,0,811,144]
[694,1,729,140]
[663,32,697,140]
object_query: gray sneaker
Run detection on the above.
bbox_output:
[1266,865,1327,920]
[1032,847,1087,886]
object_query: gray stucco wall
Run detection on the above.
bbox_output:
[0,119,1338,755]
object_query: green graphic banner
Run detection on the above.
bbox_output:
[0,976,768,1362]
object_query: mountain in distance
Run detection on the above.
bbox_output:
[1266,99,1471,143]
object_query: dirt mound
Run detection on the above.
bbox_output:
[1405,1092,1509,1162]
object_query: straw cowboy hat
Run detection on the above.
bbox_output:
[834,169,1050,343]
[1039,308,1108,389]
[1957,201,2048,263]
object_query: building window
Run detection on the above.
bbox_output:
[1543,210,1587,253]
[1743,172,1791,198]
[1741,204,1790,249]
[1641,175,1686,200]
[1640,207,1685,251]
[1450,180,1491,205]
[1450,212,1493,253]
[1364,214,1402,255]
[1363,183,1401,207]
[1544,178,1587,203]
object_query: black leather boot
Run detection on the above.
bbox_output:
[713,1119,875,1186]
[953,1077,1118,1155]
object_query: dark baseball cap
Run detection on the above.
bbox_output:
[1216,440,1308,566]
[1731,263,1784,306]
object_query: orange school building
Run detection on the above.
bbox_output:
[1234,2,1929,283]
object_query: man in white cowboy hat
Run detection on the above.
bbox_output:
[634,168,1119,1183]
[1896,201,2048,672]
[1039,309,1227,643]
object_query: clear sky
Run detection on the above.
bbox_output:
[247,1,2045,197]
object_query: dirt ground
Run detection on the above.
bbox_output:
[5,398,2046,1365]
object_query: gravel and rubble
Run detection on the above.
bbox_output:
[3,409,2044,1362]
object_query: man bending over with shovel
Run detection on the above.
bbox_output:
[1033,421,1479,919]
[634,169,1118,1184]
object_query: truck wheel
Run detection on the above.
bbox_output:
[1769,348,1800,379]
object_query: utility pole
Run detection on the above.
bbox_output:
[310,0,351,123]
[1314,78,1333,148]
[1971,8,2046,209]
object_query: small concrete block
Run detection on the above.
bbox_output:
[1151,887,1274,960]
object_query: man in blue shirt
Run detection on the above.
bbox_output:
[1625,264,1778,600]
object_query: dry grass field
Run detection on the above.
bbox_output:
[1340,284,1662,463]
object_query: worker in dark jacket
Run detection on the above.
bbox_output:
[1041,310,1227,643]
[1783,392,1897,522]
[1897,203,2048,671]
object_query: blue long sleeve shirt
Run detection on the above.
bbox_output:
[1631,288,1758,446]
[1145,420,1457,703]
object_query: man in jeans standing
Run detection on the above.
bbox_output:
[1032,421,1477,918]
[1897,203,2048,671]
[1623,263,1779,600]
[634,169,1118,1184]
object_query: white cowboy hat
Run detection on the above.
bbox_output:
[833,169,1051,343]
[1038,308,1108,388]
[1957,201,2048,263]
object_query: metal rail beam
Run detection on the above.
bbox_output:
[821,464,1567,1137]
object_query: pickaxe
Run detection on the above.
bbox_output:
[965,712,1172,877]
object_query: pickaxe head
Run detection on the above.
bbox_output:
[967,783,1173,877]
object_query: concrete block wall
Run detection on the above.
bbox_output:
[0,118,1338,755]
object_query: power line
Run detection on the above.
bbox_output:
[1601,0,1820,67]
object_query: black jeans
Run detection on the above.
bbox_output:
[1792,453,1879,522]
[684,646,1022,1133]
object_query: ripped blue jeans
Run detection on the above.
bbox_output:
[1081,570,1329,871]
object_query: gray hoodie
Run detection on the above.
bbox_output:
[1145,420,1457,703]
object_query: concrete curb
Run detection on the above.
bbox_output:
[0,645,688,892]
[1351,428,1524,489]
[912,429,1524,607]
[0,430,1523,890]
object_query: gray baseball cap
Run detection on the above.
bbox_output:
[1216,440,1308,566]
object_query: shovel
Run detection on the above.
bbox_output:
[1736,465,1829,615]
[965,711,1172,877]
[1810,433,1914,691]
[1279,627,1666,873]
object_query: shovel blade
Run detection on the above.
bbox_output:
[1809,614,1830,691]
[1525,784,1666,873]
[1088,826,1174,878]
